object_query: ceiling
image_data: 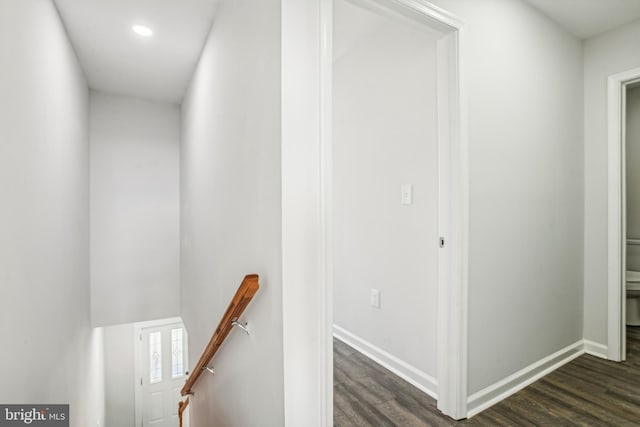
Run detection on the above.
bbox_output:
[54,0,218,103]
[523,0,640,39]
[52,0,640,104]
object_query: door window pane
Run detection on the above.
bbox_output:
[171,328,184,378]
[149,331,162,384]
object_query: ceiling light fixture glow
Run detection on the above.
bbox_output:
[132,25,153,37]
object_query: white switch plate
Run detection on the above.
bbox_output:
[371,289,380,308]
[401,184,413,205]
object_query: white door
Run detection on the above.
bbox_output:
[139,323,188,427]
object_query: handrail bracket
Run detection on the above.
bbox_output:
[231,319,250,335]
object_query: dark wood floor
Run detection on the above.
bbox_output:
[334,327,640,426]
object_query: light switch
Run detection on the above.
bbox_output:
[371,289,380,308]
[401,184,413,205]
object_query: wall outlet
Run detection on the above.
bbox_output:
[370,289,380,308]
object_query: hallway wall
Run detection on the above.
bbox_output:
[280,0,585,419]
[180,0,284,424]
[90,91,181,327]
[0,0,104,425]
[104,324,135,427]
[583,18,640,345]
[422,0,585,396]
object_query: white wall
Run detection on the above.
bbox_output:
[180,0,284,425]
[626,86,640,271]
[332,0,439,379]
[583,20,640,344]
[0,1,104,425]
[282,0,584,411]
[416,0,585,395]
[90,91,180,327]
[104,324,135,427]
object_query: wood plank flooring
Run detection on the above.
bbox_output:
[334,327,640,426]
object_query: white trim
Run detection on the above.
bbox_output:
[134,316,183,330]
[333,325,438,399]
[349,0,463,32]
[584,340,608,359]
[281,0,330,423]
[436,25,468,421]
[607,67,640,362]
[466,340,584,418]
[332,336,607,419]
[319,0,334,424]
[282,0,466,423]
[361,1,468,419]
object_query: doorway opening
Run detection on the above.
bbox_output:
[133,317,189,427]
[325,0,467,420]
[607,67,640,361]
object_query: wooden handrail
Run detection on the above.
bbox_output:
[180,274,260,396]
[178,398,189,427]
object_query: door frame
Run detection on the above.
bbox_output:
[133,316,185,427]
[607,67,640,361]
[325,0,468,419]
[281,0,467,423]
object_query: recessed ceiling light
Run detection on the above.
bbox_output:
[132,25,153,37]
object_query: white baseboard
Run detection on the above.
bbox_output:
[466,340,584,418]
[583,340,608,359]
[333,324,438,399]
[332,331,611,419]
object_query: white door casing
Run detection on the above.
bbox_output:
[334,0,468,419]
[281,0,466,423]
[329,0,468,420]
[607,67,640,361]
[334,0,468,418]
